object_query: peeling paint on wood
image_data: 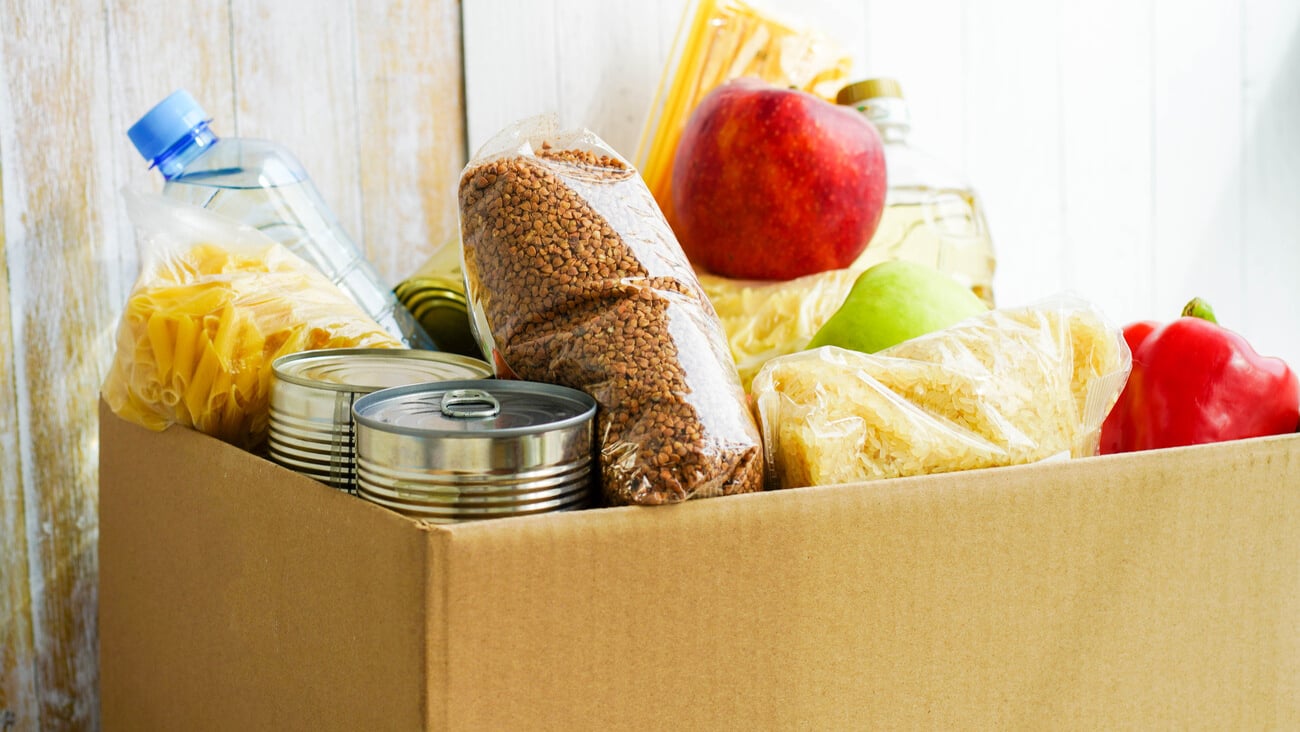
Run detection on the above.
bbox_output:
[230,0,367,278]
[0,0,110,727]
[355,0,467,282]
[0,41,40,729]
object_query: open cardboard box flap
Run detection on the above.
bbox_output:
[99,401,1300,730]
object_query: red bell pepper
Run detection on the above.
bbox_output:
[1100,298,1300,454]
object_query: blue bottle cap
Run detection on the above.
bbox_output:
[127,89,210,164]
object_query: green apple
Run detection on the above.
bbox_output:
[806,260,989,353]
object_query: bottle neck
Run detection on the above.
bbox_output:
[152,122,219,180]
[853,96,911,145]
[876,123,910,144]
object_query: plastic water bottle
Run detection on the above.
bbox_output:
[127,89,433,349]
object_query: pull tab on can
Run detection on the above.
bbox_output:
[440,388,500,418]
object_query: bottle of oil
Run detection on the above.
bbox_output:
[837,79,997,307]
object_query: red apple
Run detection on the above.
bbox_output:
[670,78,887,280]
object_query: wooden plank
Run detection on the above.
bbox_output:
[1241,0,1300,369]
[0,0,114,727]
[1059,0,1154,325]
[104,0,236,304]
[353,0,467,282]
[863,0,967,172]
[551,0,682,159]
[1152,0,1244,322]
[462,0,559,155]
[963,0,1064,309]
[0,44,39,731]
[229,0,366,270]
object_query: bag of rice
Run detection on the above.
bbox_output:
[751,297,1131,489]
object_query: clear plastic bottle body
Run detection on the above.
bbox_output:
[160,136,432,348]
[847,92,997,307]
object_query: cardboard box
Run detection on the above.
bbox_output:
[99,400,1300,730]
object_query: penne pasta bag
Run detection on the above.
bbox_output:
[102,190,402,449]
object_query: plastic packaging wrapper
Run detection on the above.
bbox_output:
[698,268,857,391]
[752,298,1131,489]
[635,0,853,224]
[102,190,402,449]
[459,116,764,506]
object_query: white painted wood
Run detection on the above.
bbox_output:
[462,0,690,159]
[1241,0,1300,370]
[1059,0,1154,326]
[462,0,863,159]
[1152,0,1245,331]
[462,0,562,156]
[963,0,1065,310]
[551,0,682,159]
[353,0,467,281]
[0,0,115,727]
[0,9,40,728]
[862,0,967,174]
[229,0,367,276]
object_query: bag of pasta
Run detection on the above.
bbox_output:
[102,191,402,449]
[752,298,1131,490]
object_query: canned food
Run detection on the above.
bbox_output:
[268,348,492,492]
[393,275,479,358]
[352,379,597,523]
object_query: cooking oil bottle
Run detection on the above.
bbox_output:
[837,78,997,307]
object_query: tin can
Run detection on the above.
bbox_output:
[352,379,597,523]
[393,275,480,358]
[268,349,492,492]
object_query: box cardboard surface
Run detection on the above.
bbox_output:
[99,401,1300,730]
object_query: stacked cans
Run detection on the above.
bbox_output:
[352,380,597,523]
[268,349,493,492]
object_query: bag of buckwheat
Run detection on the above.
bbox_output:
[458,116,764,506]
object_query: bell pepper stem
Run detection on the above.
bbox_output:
[1182,298,1218,324]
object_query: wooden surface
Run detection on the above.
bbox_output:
[462,0,1300,370]
[0,0,464,728]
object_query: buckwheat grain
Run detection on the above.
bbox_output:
[460,145,763,505]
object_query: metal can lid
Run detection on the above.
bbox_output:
[273,348,492,394]
[353,379,595,437]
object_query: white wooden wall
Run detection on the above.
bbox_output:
[464,0,1300,369]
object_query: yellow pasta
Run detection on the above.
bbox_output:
[102,234,403,449]
[184,334,220,423]
[171,314,200,393]
[146,312,176,382]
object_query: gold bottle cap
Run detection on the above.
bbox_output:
[836,78,904,106]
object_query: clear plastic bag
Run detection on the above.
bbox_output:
[751,298,1131,489]
[458,116,764,505]
[698,268,858,392]
[102,190,402,449]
